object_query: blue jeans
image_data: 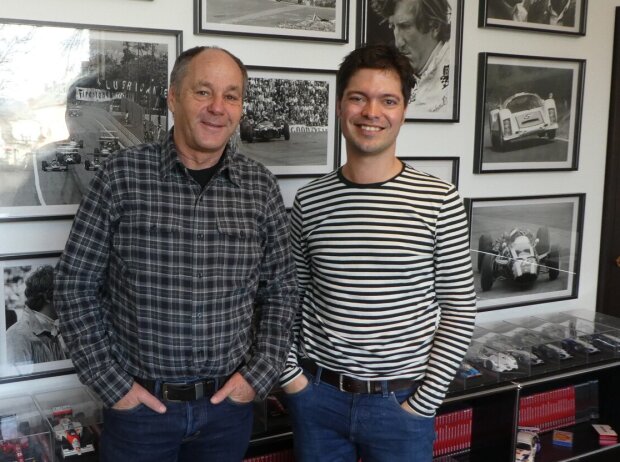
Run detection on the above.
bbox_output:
[285,370,435,462]
[100,393,253,462]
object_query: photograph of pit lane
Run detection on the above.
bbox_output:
[475,54,584,172]
[237,69,337,176]
[469,194,583,311]
[198,0,346,41]
[0,21,175,218]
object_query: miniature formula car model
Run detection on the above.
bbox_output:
[67,106,82,117]
[474,348,519,373]
[507,349,545,367]
[478,227,559,292]
[561,337,600,355]
[84,156,102,171]
[42,159,69,172]
[489,92,558,151]
[0,415,33,462]
[239,117,291,143]
[590,332,620,351]
[457,361,482,379]
[516,430,541,462]
[52,407,95,458]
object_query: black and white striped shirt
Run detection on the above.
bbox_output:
[281,164,476,416]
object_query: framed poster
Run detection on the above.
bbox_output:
[479,0,587,36]
[399,156,459,186]
[0,18,182,220]
[474,53,585,173]
[195,0,349,43]
[1,252,74,383]
[356,0,464,122]
[467,194,584,311]
[238,66,339,177]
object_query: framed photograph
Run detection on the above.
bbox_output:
[195,0,349,43]
[237,66,339,177]
[0,18,182,220]
[474,53,585,173]
[467,194,584,311]
[399,156,459,186]
[479,0,587,36]
[356,0,464,122]
[1,252,74,383]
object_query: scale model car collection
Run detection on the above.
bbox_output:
[478,227,559,292]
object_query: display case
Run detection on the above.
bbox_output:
[32,387,102,462]
[0,394,52,462]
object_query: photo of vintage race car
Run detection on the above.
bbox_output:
[94,133,120,154]
[42,159,69,172]
[478,227,560,292]
[239,117,291,143]
[84,156,103,172]
[489,92,559,151]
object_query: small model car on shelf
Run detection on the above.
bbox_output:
[590,332,620,350]
[239,117,291,143]
[0,415,35,462]
[474,348,519,373]
[516,429,541,462]
[457,361,482,379]
[507,349,545,367]
[478,227,560,292]
[52,407,95,458]
[489,91,558,151]
[532,342,573,361]
[561,337,600,355]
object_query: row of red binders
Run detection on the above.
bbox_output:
[518,385,576,431]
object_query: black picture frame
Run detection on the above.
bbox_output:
[238,66,339,177]
[479,0,587,36]
[474,53,585,174]
[195,0,350,43]
[0,18,182,220]
[399,156,460,187]
[466,193,584,312]
[356,0,464,122]
[1,251,74,384]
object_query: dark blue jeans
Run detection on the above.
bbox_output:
[100,395,253,462]
[285,370,436,462]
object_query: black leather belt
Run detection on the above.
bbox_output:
[301,359,418,394]
[134,376,226,402]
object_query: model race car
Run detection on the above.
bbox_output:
[0,415,34,462]
[515,429,541,462]
[52,407,95,458]
[457,361,482,379]
[561,337,600,355]
[239,117,291,143]
[489,92,559,151]
[477,227,560,292]
[474,348,519,373]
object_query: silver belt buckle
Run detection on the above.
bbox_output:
[162,383,182,403]
[338,374,345,392]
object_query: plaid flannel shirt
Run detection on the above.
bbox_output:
[54,131,297,407]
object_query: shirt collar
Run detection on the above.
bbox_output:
[414,41,449,83]
[160,128,242,188]
[23,307,59,336]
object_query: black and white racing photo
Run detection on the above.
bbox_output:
[474,53,585,173]
[468,194,584,311]
[357,0,463,121]
[236,67,338,176]
[480,0,587,35]
[0,19,180,219]
[196,0,349,42]
[1,253,72,381]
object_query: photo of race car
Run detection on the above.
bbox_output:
[239,117,290,143]
[42,159,69,172]
[84,156,103,172]
[489,92,558,151]
[67,106,82,117]
[94,133,120,154]
[55,146,81,165]
[478,227,560,292]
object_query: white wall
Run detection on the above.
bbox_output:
[1,0,618,393]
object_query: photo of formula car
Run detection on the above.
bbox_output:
[55,143,82,165]
[478,227,560,291]
[489,92,558,151]
[84,156,103,172]
[42,159,69,172]
[239,117,290,143]
[52,407,95,458]
[94,133,120,154]
[67,106,82,117]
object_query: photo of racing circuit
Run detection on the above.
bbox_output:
[468,194,583,311]
[197,0,347,42]
[237,68,338,176]
[0,21,177,218]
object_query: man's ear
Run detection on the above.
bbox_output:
[167,86,176,114]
